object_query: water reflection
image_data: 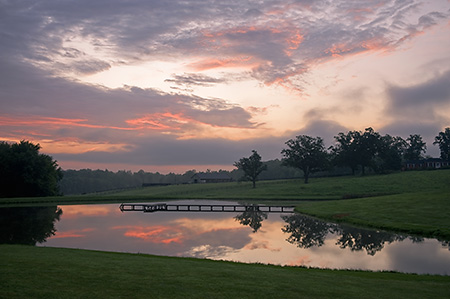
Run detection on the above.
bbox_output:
[234,205,268,233]
[282,214,334,248]
[0,206,62,245]
[3,201,450,275]
[281,214,440,256]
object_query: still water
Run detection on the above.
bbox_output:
[2,200,450,275]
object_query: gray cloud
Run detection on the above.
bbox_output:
[1,0,449,169]
[385,70,450,120]
[52,134,287,167]
[380,70,450,156]
[3,0,447,91]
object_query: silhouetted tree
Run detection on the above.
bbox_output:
[434,127,450,160]
[405,134,427,161]
[374,134,406,173]
[281,135,328,183]
[332,128,396,174]
[0,141,62,198]
[357,128,382,174]
[234,150,267,188]
[330,131,360,175]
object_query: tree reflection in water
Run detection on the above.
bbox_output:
[335,226,406,256]
[0,206,62,245]
[281,213,431,255]
[234,205,268,233]
[281,214,336,248]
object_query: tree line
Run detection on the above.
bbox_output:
[235,127,450,185]
[1,127,449,197]
[59,161,304,195]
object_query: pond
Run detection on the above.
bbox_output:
[1,200,449,275]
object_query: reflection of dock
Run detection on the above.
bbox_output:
[119,203,295,213]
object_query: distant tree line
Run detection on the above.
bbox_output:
[57,126,450,193]
[59,169,198,195]
[236,127,450,185]
[59,162,305,195]
[1,127,449,196]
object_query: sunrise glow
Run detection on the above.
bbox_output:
[1,1,449,172]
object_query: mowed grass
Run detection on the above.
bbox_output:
[1,245,449,299]
[112,169,450,200]
[295,191,450,240]
[1,169,448,204]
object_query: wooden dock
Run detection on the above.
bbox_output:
[119,203,295,213]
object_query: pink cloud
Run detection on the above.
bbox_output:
[114,225,184,244]
[52,228,95,239]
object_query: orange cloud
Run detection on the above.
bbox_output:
[52,228,95,239]
[60,205,116,219]
[285,30,304,56]
[192,24,304,70]
[326,43,356,58]
[50,141,129,154]
[324,37,393,60]
[125,112,195,131]
[114,225,184,244]
[0,115,136,131]
[188,56,258,71]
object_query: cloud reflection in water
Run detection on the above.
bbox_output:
[27,201,450,275]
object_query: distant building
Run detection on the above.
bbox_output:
[404,158,450,170]
[191,172,233,183]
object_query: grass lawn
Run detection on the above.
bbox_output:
[1,245,449,299]
[1,171,450,298]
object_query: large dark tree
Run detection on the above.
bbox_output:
[332,128,392,175]
[434,127,450,161]
[234,150,267,188]
[0,141,63,198]
[281,135,328,184]
[330,131,360,175]
[404,134,427,161]
[374,134,406,173]
[357,127,382,174]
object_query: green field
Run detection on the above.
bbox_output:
[1,245,449,299]
[2,170,450,298]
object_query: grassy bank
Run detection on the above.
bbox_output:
[100,169,450,201]
[2,169,449,239]
[1,245,449,299]
[2,169,450,204]
[295,191,450,240]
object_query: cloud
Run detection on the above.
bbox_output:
[4,0,447,93]
[385,70,450,121]
[379,70,450,156]
[1,0,449,170]
[51,134,285,167]
[165,73,229,87]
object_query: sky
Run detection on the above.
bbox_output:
[1,0,450,173]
